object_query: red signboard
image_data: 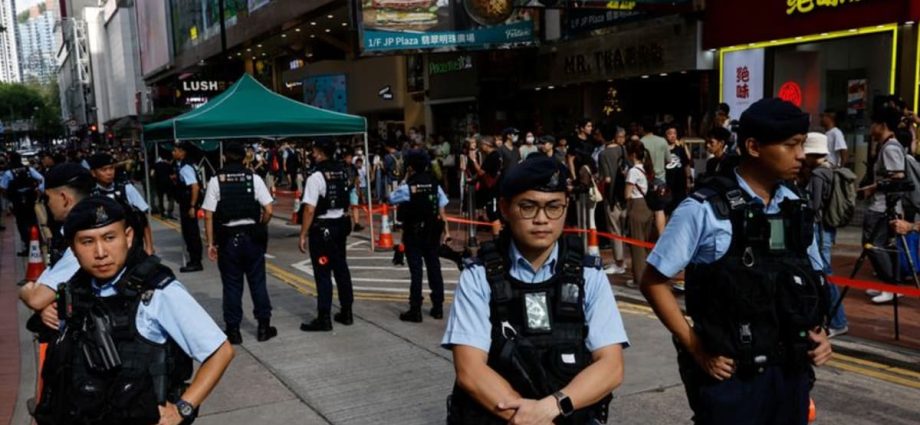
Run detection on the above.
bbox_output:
[704,0,917,48]
[778,81,803,107]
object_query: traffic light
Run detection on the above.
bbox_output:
[89,124,97,133]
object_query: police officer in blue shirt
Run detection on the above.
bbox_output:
[87,153,155,255]
[172,142,204,272]
[298,138,356,332]
[388,149,449,322]
[33,197,234,425]
[0,151,45,255]
[443,155,628,425]
[640,98,833,425]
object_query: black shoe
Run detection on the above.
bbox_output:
[353,224,365,232]
[180,263,203,273]
[430,305,443,320]
[399,307,423,323]
[16,250,27,257]
[334,306,353,326]
[392,247,405,266]
[225,328,242,345]
[257,320,278,342]
[300,313,332,332]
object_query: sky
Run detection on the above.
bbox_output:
[17,0,43,13]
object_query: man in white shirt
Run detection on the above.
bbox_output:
[822,109,848,167]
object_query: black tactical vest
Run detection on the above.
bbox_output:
[34,255,194,425]
[214,164,262,225]
[7,166,38,205]
[684,177,829,370]
[401,172,442,238]
[314,160,350,216]
[49,230,68,267]
[173,161,197,206]
[448,235,611,425]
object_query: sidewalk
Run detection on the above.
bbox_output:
[0,227,22,425]
[270,193,920,352]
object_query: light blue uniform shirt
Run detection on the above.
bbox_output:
[647,171,824,278]
[85,270,226,363]
[442,242,630,353]
[388,182,449,208]
[178,164,198,186]
[97,183,150,212]
[0,167,45,192]
[37,248,80,291]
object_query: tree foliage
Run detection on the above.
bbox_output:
[0,82,64,139]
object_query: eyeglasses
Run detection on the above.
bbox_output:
[516,202,567,220]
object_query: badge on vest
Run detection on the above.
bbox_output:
[524,292,552,333]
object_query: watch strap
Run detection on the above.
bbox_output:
[553,391,574,417]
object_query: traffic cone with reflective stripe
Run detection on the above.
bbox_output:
[808,398,816,422]
[25,226,45,281]
[377,203,394,249]
[587,227,600,257]
[291,196,302,225]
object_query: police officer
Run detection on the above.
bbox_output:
[0,151,44,256]
[443,155,628,424]
[32,197,234,425]
[640,98,833,425]
[172,142,204,272]
[202,142,277,345]
[298,138,356,332]
[87,152,155,255]
[388,149,449,322]
[19,163,94,337]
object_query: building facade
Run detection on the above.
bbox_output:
[0,0,21,83]
[17,1,57,83]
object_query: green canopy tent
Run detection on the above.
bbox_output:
[142,74,375,247]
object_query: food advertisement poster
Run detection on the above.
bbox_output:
[357,0,535,53]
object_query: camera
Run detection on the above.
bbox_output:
[876,178,915,194]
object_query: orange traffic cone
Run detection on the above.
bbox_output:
[291,197,302,225]
[294,188,302,200]
[377,203,394,249]
[587,227,600,257]
[25,226,45,281]
[808,398,816,422]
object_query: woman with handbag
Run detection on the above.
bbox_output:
[624,139,656,288]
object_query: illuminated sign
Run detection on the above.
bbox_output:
[778,81,803,107]
[786,0,873,16]
[181,80,227,92]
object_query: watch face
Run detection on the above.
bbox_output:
[179,403,194,416]
[560,396,575,415]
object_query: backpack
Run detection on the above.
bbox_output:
[817,166,857,228]
[632,166,672,211]
[901,155,920,212]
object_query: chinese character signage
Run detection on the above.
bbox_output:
[722,49,764,117]
[357,0,535,54]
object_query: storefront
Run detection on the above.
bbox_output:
[706,0,920,176]
[426,52,482,142]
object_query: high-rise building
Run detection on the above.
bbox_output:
[17,1,57,83]
[0,0,21,83]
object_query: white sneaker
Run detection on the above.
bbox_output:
[828,326,849,339]
[604,264,626,275]
[866,289,882,297]
[871,292,903,304]
[625,279,638,289]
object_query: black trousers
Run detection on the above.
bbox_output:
[308,217,354,313]
[12,203,37,248]
[862,210,897,282]
[218,230,272,328]
[404,224,445,308]
[179,203,202,265]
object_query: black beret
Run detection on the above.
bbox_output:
[739,98,809,144]
[500,155,569,199]
[64,196,127,241]
[224,142,245,157]
[405,149,429,172]
[86,153,115,169]
[45,163,92,190]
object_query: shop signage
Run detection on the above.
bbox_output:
[429,55,473,76]
[722,49,765,116]
[181,80,227,92]
[562,43,664,76]
[786,0,874,16]
[357,1,535,54]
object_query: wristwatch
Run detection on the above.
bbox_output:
[552,391,575,418]
[175,399,198,422]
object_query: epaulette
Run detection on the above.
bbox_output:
[582,255,602,270]
[462,256,483,269]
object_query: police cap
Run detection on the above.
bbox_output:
[64,196,127,241]
[500,155,568,199]
[86,153,115,169]
[739,98,809,144]
[45,163,93,190]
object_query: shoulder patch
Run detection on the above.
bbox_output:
[689,187,718,203]
[582,255,602,270]
[463,256,484,269]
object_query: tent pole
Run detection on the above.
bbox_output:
[142,133,152,222]
[364,132,374,253]
[219,142,224,169]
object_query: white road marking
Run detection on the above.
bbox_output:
[290,260,457,291]
[264,253,276,259]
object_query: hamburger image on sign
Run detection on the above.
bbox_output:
[369,0,441,28]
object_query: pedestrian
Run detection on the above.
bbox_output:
[639,118,669,234]
[32,196,234,425]
[664,124,693,215]
[703,127,737,179]
[624,138,656,288]
[443,155,628,424]
[153,149,176,219]
[641,98,832,425]
[519,131,539,160]
[298,138,356,332]
[1,151,44,255]
[202,142,277,345]
[500,128,521,173]
[566,119,594,181]
[597,127,628,275]
[468,136,503,236]
[172,142,204,273]
[87,153,155,255]
[798,133,848,338]
[821,109,848,168]
[388,149,449,322]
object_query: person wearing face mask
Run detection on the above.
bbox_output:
[519,131,539,160]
